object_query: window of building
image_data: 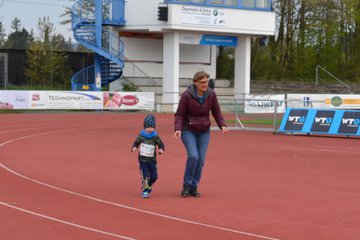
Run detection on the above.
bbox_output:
[242,0,254,8]
[208,0,223,4]
[165,0,271,11]
[224,0,237,6]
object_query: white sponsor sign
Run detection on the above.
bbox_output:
[180,6,226,27]
[325,94,360,109]
[47,91,103,109]
[244,94,285,113]
[103,92,154,110]
[0,90,29,109]
[286,94,360,109]
[287,94,326,109]
[29,91,47,109]
[0,90,155,110]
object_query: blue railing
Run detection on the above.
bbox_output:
[103,0,125,25]
[164,0,272,11]
[71,0,125,91]
[71,65,95,91]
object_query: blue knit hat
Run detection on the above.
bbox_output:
[144,114,156,128]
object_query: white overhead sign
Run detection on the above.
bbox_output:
[180,6,226,27]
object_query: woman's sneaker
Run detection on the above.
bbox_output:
[181,184,190,197]
[190,187,200,197]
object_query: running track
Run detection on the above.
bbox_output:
[0,113,359,240]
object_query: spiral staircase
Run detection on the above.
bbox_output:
[71,0,125,91]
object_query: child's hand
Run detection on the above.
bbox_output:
[158,149,164,155]
[131,147,137,152]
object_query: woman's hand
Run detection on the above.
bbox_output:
[221,126,229,134]
[174,130,182,139]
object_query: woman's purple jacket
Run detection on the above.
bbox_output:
[175,85,227,132]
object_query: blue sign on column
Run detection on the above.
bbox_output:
[199,35,238,47]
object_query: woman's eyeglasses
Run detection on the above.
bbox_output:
[196,80,209,85]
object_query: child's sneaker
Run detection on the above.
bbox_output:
[142,188,151,198]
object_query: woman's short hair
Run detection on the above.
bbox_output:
[193,71,210,82]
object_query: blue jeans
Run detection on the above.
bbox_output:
[181,130,210,188]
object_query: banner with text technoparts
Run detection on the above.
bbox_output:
[47,91,103,109]
[279,108,360,136]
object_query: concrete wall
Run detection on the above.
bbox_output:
[122,37,216,78]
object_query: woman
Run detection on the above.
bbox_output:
[174,71,228,197]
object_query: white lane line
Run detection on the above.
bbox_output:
[0,130,281,240]
[0,201,135,240]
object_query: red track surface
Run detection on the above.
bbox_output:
[1,113,359,240]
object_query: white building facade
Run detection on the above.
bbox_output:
[114,0,275,111]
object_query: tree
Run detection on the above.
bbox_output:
[250,0,360,84]
[216,46,234,80]
[0,4,4,47]
[0,21,6,47]
[11,18,21,32]
[52,34,73,51]
[4,18,33,49]
[25,17,71,88]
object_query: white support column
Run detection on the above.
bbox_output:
[234,36,251,99]
[162,32,180,112]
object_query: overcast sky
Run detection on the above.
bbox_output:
[0,0,74,41]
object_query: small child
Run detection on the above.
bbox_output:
[131,114,165,198]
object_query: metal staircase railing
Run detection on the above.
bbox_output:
[71,0,125,91]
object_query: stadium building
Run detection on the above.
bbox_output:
[71,0,275,111]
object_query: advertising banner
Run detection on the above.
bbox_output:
[47,91,103,109]
[337,111,360,134]
[29,91,47,109]
[279,108,360,136]
[199,34,237,46]
[282,108,309,131]
[180,6,226,27]
[310,110,335,133]
[325,95,360,109]
[103,92,154,110]
[286,94,326,109]
[0,90,29,109]
[0,90,155,110]
[180,33,237,46]
[244,94,285,113]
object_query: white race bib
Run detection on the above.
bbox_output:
[139,143,155,157]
